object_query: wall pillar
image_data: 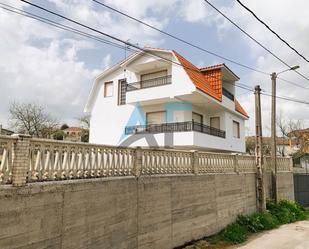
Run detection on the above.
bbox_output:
[11,134,31,187]
[133,147,142,177]
[192,150,199,174]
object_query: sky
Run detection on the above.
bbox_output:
[1,0,309,135]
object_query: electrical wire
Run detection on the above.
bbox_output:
[236,0,309,64]
[91,0,269,76]
[1,2,250,93]
[7,1,309,106]
[203,0,309,83]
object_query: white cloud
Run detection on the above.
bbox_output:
[203,0,309,135]
[101,54,112,70]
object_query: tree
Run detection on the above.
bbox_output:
[77,114,90,129]
[60,123,69,130]
[77,114,90,143]
[53,130,65,140]
[277,112,304,154]
[9,102,58,137]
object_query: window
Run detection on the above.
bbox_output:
[104,81,113,97]
[146,111,166,125]
[210,117,220,129]
[233,121,240,138]
[141,70,167,81]
[192,112,203,124]
[118,79,126,105]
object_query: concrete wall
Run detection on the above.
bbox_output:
[0,172,293,249]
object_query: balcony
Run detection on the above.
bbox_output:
[125,121,226,138]
[222,87,234,101]
[126,75,172,92]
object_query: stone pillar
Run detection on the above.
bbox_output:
[133,147,142,177]
[191,150,199,174]
[234,155,239,174]
[11,134,31,187]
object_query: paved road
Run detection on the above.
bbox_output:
[233,220,309,249]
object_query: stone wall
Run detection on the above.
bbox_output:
[0,171,294,249]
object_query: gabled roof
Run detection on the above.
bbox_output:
[200,63,240,80]
[235,100,249,118]
[173,51,221,101]
[85,48,249,119]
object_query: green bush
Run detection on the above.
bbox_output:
[237,212,278,233]
[267,199,307,224]
[221,223,248,244]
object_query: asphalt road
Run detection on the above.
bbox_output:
[233,220,309,249]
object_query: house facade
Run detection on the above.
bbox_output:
[85,48,248,153]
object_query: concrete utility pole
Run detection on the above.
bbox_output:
[255,85,266,212]
[271,72,278,203]
[270,65,299,203]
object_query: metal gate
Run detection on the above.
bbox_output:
[294,174,309,207]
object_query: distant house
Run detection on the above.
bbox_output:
[0,125,14,136]
[246,136,297,156]
[85,47,248,153]
[63,127,83,142]
[288,128,309,153]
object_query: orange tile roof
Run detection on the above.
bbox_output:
[173,51,221,101]
[64,127,83,132]
[199,64,225,71]
[172,50,248,118]
[235,100,249,118]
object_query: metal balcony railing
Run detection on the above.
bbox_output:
[125,121,226,138]
[222,87,235,101]
[126,75,172,92]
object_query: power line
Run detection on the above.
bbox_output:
[261,92,309,106]
[0,4,127,50]
[203,0,309,83]
[16,1,309,95]
[1,2,250,93]
[9,2,309,106]
[236,0,309,64]
[16,1,253,87]
[91,0,270,76]
[91,1,309,93]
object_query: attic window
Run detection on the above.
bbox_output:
[104,82,113,97]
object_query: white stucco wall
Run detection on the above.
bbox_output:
[88,51,247,153]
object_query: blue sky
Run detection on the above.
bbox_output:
[1,0,309,135]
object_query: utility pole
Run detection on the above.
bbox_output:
[271,72,278,203]
[255,85,266,212]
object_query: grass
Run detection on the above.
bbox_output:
[181,200,308,249]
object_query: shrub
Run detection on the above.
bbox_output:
[267,199,307,224]
[221,223,248,244]
[237,212,278,233]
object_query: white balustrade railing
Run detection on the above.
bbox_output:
[238,155,257,173]
[198,152,235,174]
[28,138,135,182]
[0,135,293,185]
[0,135,15,184]
[141,149,192,175]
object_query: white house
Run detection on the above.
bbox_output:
[85,48,249,152]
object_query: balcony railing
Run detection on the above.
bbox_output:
[222,87,235,101]
[125,121,226,138]
[126,75,172,92]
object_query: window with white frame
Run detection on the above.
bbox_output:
[233,120,240,138]
[104,81,113,97]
